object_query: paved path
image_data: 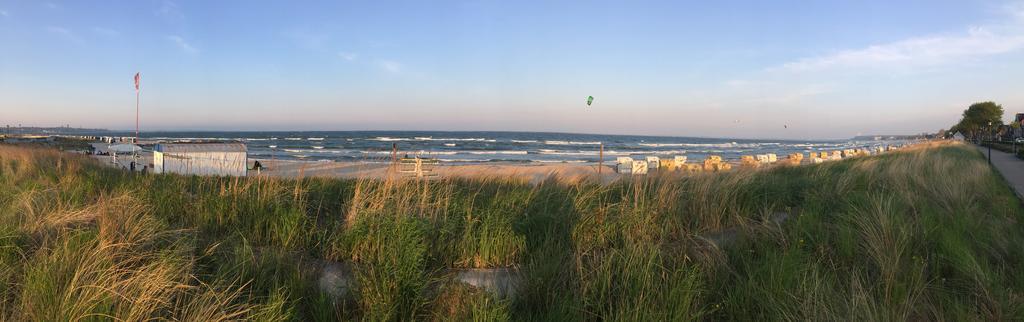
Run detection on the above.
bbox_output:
[977,145,1024,199]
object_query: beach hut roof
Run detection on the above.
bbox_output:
[155,143,247,153]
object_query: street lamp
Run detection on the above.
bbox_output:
[988,121,993,164]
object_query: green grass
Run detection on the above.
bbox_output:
[1,141,1023,320]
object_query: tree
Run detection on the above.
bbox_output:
[954,101,1003,139]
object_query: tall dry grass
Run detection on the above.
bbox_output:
[1,141,1023,320]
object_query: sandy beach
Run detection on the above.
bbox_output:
[89,150,898,183]
[252,159,618,183]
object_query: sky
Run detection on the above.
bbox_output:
[2,0,1024,139]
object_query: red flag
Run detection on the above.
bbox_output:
[134,72,140,91]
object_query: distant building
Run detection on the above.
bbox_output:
[999,124,1013,139]
[952,132,965,141]
[153,143,247,176]
[1015,113,1024,138]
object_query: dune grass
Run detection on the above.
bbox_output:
[1,141,1023,320]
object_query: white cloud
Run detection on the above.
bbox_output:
[338,52,358,61]
[45,2,58,9]
[0,10,8,17]
[46,26,82,43]
[167,35,198,55]
[750,84,832,105]
[777,25,1024,72]
[377,60,402,73]
[723,2,1024,111]
[1008,2,1024,20]
[699,79,832,108]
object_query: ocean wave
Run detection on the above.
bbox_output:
[371,137,409,141]
[284,149,531,156]
[538,149,633,156]
[151,137,231,141]
[281,148,354,154]
[638,142,741,148]
[538,149,594,156]
[358,149,526,156]
[544,140,602,145]
[691,150,727,153]
[510,140,538,143]
[788,143,845,148]
[646,150,690,155]
[639,143,684,147]
[415,137,492,141]
[308,137,324,141]
[379,150,459,155]
[284,138,303,141]
[467,150,529,155]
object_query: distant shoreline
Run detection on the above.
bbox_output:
[6,128,935,142]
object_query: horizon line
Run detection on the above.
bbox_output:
[13,126,931,142]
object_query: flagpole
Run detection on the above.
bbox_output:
[134,73,140,160]
[135,87,139,145]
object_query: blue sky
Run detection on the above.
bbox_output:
[2,0,1024,139]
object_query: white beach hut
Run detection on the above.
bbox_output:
[645,156,660,170]
[153,143,248,176]
[631,160,648,175]
[616,157,634,174]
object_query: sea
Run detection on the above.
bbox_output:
[102,131,913,164]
